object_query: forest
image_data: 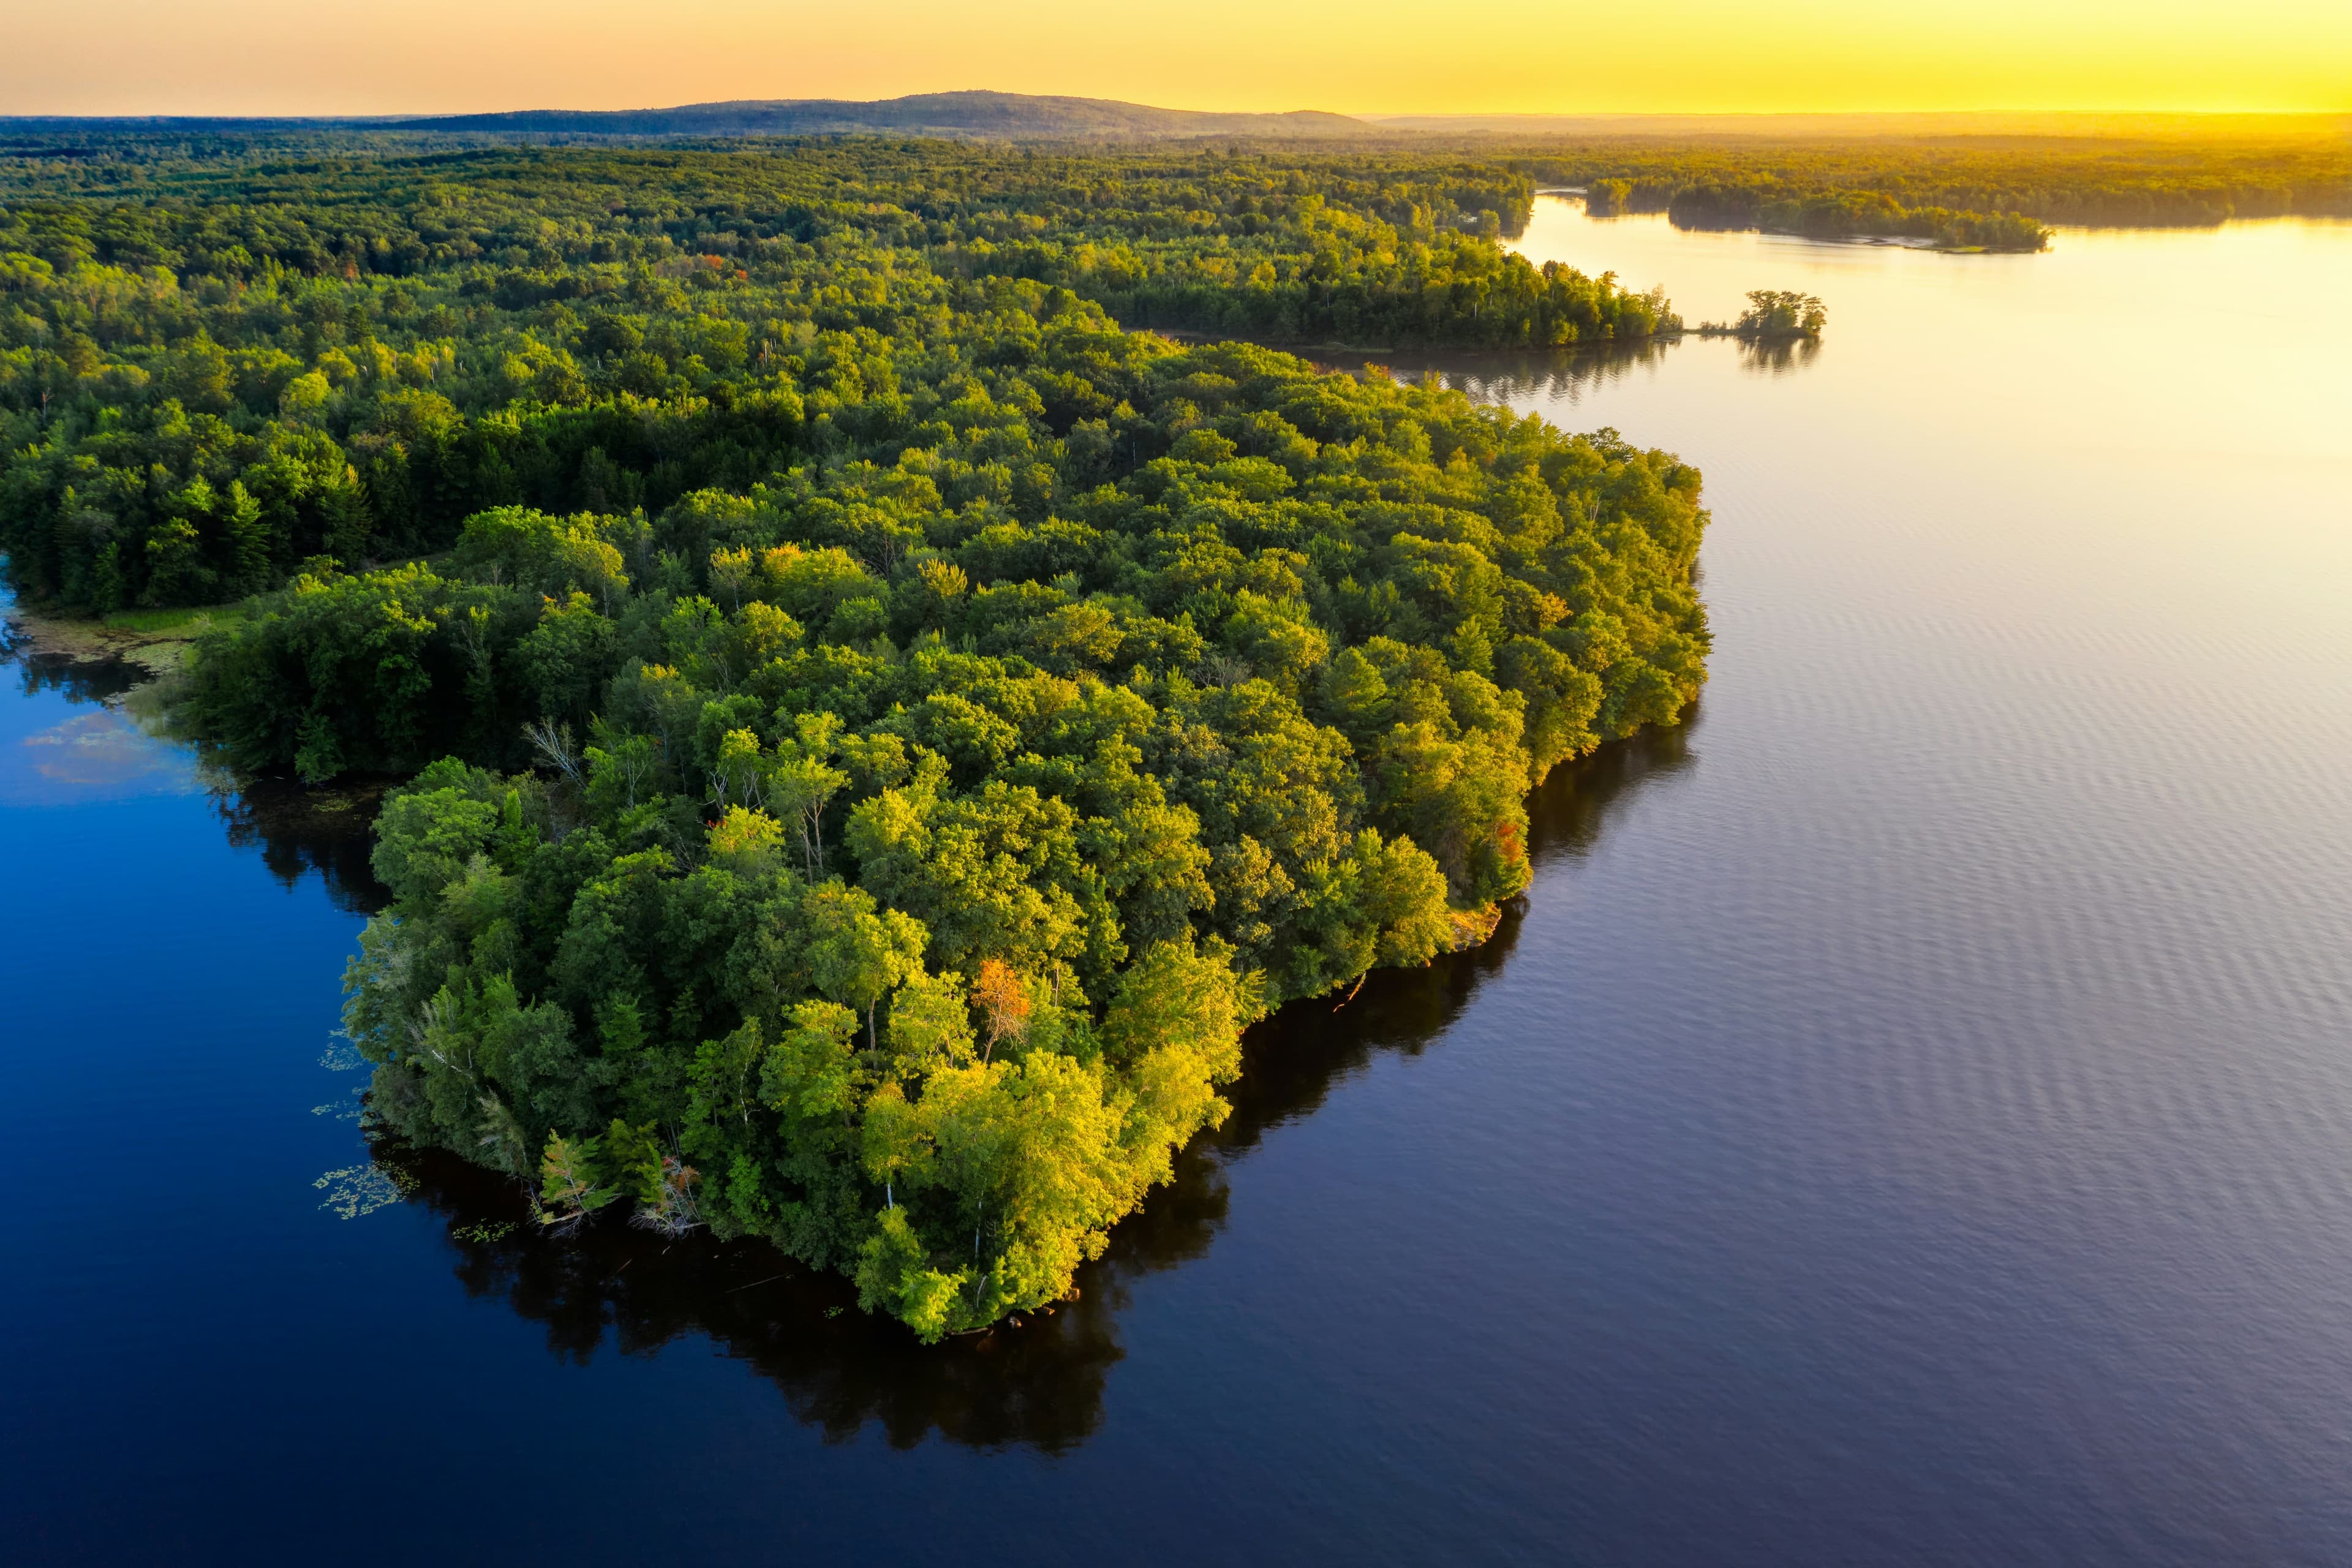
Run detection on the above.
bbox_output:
[1546,132,2352,247]
[0,135,1708,1336]
[0,137,1687,613]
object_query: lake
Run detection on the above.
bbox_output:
[5,197,2350,1565]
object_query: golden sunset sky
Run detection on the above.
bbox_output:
[7,0,2347,117]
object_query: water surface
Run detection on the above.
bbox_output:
[4,202,2351,1565]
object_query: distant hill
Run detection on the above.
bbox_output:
[382,91,1370,141]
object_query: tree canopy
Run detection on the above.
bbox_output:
[0,134,1709,1338]
[0,138,1698,612]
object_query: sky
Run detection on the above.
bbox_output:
[6,0,2348,118]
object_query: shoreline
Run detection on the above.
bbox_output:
[1528,190,2039,253]
[1,600,237,680]
[1145,323,1815,360]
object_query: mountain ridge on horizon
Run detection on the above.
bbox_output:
[379,89,1371,140]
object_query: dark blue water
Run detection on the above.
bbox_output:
[6,206,2351,1565]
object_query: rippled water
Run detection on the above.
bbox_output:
[4,202,2350,1565]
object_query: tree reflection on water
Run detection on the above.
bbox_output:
[1343,331,1822,403]
[1,639,146,705]
[1733,333,1824,376]
[1,615,390,896]
[209,775,390,914]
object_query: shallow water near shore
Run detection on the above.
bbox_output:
[5,200,2352,1565]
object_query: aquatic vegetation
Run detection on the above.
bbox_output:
[312,1162,415,1219]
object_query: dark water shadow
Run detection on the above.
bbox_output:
[209,775,391,914]
[1378,335,1825,405]
[1219,708,1698,1148]
[382,1131,1219,1454]
[1306,336,1694,410]
[1150,329,1714,413]
[369,712,1702,1453]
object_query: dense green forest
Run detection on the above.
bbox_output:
[0,138,1686,611]
[0,135,1707,1336]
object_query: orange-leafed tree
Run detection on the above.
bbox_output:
[972,958,1033,1063]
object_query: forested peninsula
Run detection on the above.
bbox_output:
[0,138,1707,1337]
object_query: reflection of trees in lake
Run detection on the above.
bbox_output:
[1235,333,1688,414]
[1358,333,1823,405]
[1735,334,1823,377]
[208,776,389,914]
[0,633,145,705]
[1337,336,1687,412]
[0,633,203,798]
[1223,713,1695,1144]
[2,617,388,908]
[389,1133,1221,1453]
[371,714,1699,1452]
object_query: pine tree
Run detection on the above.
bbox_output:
[536,1131,616,1233]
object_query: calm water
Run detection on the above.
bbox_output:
[6,200,2352,1565]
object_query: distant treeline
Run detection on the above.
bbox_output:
[1529,137,2352,248]
[1591,176,2048,251]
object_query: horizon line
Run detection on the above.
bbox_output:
[3,96,2348,124]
